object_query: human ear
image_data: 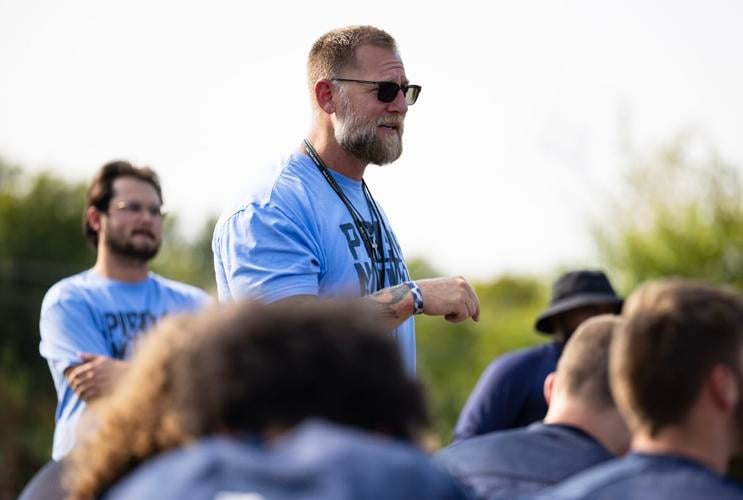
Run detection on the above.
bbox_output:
[544,372,557,406]
[86,206,102,233]
[709,364,739,413]
[314,79,336,114]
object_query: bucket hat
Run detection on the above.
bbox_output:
[535,270,622,334]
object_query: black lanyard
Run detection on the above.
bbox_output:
[303,139,387,291]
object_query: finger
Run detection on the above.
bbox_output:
[65,364,85,382]
[464,300,477,321]
[470,298,481,322]
[73,378,93,398]
[71,367,95,392]
[465,286,481,321]
[78,385,96,402]
[444,306,467,323]
[68,366,90,390]
[79,353,100,362]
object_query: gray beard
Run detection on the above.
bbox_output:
[334,99,403,165]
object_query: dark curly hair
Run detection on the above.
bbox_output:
[66,299,428,499]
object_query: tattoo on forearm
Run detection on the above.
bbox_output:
[371,284,410,319]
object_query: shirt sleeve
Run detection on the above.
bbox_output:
[215,200,323,303]
[452,355,530,441]
[39,296,110,376]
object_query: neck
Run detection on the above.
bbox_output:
[305,125,367,181]
[632,419,733,474]
[545,399,628,456]
[93,247,150,283]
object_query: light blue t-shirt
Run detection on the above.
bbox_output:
[212,153,416,371]
[39,269,209,460]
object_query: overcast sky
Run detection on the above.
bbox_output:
[1,0,741,280]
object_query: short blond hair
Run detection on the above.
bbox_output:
[557,314,622,409]
[307,25,397,96]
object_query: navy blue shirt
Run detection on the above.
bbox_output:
[435,423,613,499]
[454,342,563,441]
[105,420,468,500]
[18,459,67,500]
[532,452,743,500]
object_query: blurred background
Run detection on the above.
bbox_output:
[2,0,743,497]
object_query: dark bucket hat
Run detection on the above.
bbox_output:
[535,270,623,334]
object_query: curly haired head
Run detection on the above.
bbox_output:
[66,299,428,499]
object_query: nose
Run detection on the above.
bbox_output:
[386,88,408,115]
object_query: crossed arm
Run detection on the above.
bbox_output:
[64,354,128,402]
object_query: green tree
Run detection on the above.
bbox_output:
[0,159,91,499]
[411,257,548,445]
[595,135,743,293]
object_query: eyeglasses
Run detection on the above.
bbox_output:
[111,200,165,218]
[332,78,422,105]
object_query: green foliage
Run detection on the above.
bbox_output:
[415,267,548,446]
[595,136,743,293]
[0,159,92,498]
[151,215,218,293]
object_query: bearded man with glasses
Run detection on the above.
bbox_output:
[213,25,480,373]
[38,160,209,461]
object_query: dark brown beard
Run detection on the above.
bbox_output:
[104,232,160,262]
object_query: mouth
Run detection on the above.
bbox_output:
[377,122,402,135]
[131,230,155,239]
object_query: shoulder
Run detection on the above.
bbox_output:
[531,457,632,499]
[41,270,97,312]
[437,426,524,466]
[282,421,467,499]
[148,274,209,305]
[483,342,558,376]
[108,423,466,500]
[213,154,318,237]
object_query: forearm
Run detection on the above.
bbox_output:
[368,283,415,330]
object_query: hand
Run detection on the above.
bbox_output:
[417,276,480,323]
[64,353,128,402]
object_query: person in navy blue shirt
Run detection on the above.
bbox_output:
[436,315,629,499]
[454,270,622,441]
[64,300,468,500]
[532,279,743,500]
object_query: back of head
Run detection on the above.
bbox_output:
[307,25,397,98]
[611,279,743,437]
[556,314,621,410]
[173,299,428,440]
[67,300,428,499]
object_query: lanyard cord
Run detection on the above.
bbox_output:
[303,139,386,291]
[362,181,403,283]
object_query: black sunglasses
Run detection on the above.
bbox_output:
[332,78,422,105]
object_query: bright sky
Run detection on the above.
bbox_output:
[1,0,741,280]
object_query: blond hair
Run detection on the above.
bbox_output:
[557,314,622,409]
[307,25,397,99]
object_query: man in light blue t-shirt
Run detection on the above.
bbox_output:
[213,25,480,372]
[39,161,209,460]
